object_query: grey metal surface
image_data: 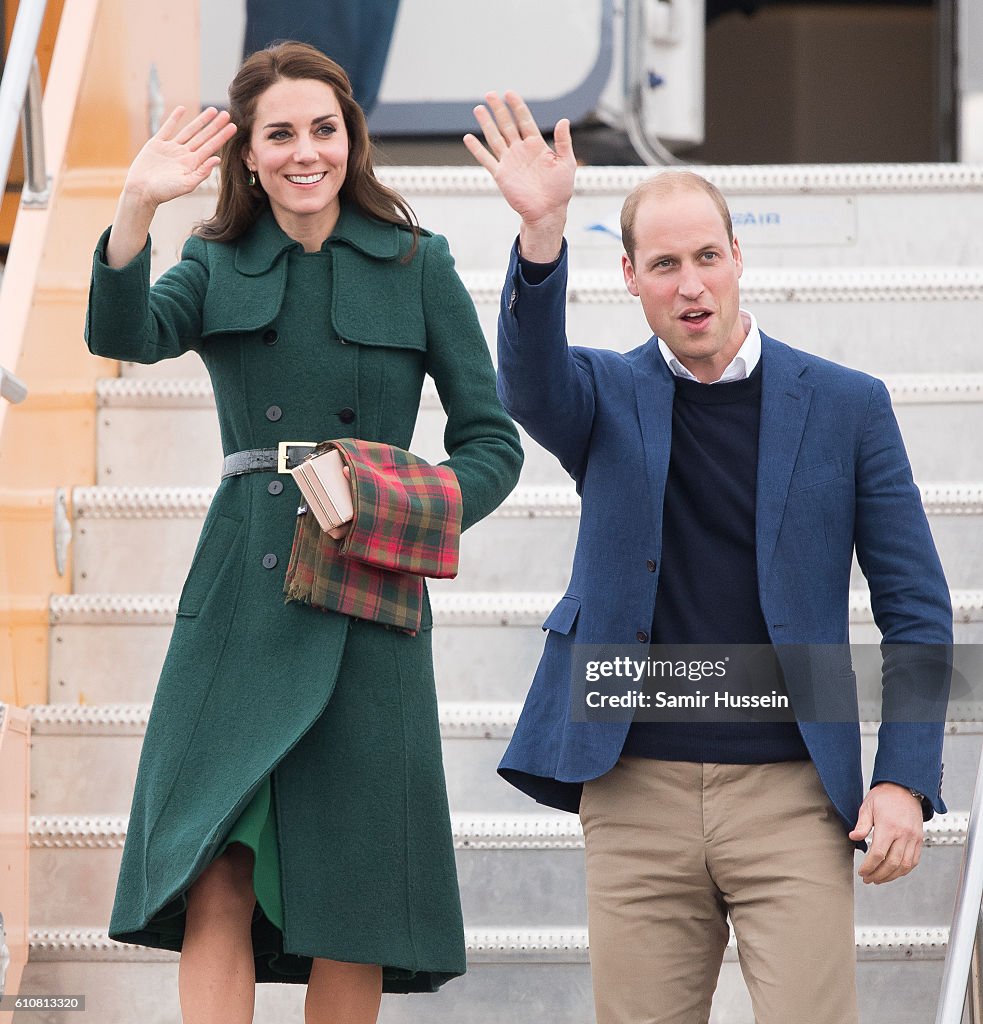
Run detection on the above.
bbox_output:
[368,1,613,136]
[623,0,684,166]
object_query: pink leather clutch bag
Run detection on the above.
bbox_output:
[289,446,354,532]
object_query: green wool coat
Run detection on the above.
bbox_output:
[84,203,523,990]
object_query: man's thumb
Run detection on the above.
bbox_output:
[849,803,874,840]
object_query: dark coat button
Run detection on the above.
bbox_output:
[266,405,283,422]
[263,329,278,345]
[338,407,356,424]
[262,553,278,569]
[268,480,284,496]
[646,559,657,572]
[636,631,649,643]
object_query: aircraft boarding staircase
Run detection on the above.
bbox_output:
[4,2,983,1021]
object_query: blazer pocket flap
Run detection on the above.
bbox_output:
[542,595,581,635]
[789,457,848,492]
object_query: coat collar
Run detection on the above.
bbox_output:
[234,202,402,276]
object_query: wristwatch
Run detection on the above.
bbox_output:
[909,788,926,802]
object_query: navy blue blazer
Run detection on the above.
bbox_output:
[496,242,952,829]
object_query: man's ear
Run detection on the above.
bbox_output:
[622,253,640,297]
[732,236,743,279]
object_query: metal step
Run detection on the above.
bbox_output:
[18,925,951,1024]
[27,701,529,817]
[109,266,983,381]
[471,267,983,376]
[94,378,567,486]
[70,481,983,594]
[26,814,590,931]
[29,700,982,816]
[71,484,580,594]
[25,809,967,933]
[92,372,983,487]
[46,590,983,707]
[146,164,983,273]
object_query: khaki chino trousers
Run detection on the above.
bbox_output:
[579,758,858,1024]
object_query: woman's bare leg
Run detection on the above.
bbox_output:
[178,843,257,1024]
[305,958,383,1024]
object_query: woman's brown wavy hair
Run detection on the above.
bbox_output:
[195,41,418,256]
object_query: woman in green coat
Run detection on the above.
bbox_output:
[85,42,522,1024]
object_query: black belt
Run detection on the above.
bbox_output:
[221,441,318,479]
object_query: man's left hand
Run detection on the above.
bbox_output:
[849,782,924,884]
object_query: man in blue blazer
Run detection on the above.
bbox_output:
[466,93,952,1024]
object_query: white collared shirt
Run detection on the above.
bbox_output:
[658,310,762,384]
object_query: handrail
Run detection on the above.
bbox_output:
[0,0,50,201]
[936,752,983,1021]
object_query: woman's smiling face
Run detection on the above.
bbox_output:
[243,77,350,248]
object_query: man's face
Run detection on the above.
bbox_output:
[622,189,745,383]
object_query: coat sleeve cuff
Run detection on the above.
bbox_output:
[501,237,568,321]
[86,226,153,351]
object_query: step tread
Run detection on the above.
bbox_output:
[460,267,983,306]
[27,701,520,738]
[106,266,983,309]
[73,484,582,519]
[239,163,983,197]
[25,702,983,738]
[46,589,983,625]
[94,374,983,409]
[26,925,953,964]
[70,481,983,519]
[27,811,970,850]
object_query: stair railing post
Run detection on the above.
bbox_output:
[20,56,50,208]
[937,752,983,1022]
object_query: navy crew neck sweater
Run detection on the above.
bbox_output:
[622,362,810,764]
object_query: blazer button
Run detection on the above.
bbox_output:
[338,407,356,424]
[263,329,278,346]
[262,553,278,569]
[646,559,657,572]
[266,405,283,422]
[636,631,649,643]
[267,480,284,496]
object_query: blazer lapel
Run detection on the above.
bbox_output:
[756,335,813,584]
[629,339,676,536]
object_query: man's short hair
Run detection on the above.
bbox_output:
[620,171,734,260]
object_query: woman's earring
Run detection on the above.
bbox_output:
[248,171,257,186]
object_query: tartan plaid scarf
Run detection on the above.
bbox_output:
[283,439,462,634]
